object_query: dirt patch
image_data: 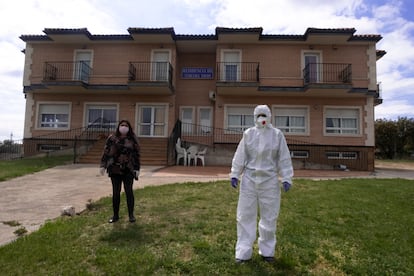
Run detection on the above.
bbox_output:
[375,160,414,170]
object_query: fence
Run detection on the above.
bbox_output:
[2,121,373,171]
[0,123,115,162]
[174,121,373,170]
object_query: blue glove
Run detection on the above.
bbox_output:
[231,178,238,189]
[283,181,291,192]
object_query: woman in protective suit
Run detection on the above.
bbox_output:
[229,104,293,263]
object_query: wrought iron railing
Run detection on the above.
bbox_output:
[44,61,92,83]
[2,119,369,170]
[303,63,352,85]
[174,121,369,170]
[216,62,259,82]
[0,118,116,161]
[128,61,173,83]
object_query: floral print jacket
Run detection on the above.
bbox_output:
[100,134,141,176]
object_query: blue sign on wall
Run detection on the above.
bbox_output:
[181,67,214,79]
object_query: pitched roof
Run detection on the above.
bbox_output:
[20,26,382,43]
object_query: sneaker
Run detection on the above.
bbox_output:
[108,216,119,223]
[129,216,136,223]
[261,256,275,263]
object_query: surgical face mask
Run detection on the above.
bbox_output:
[119,126,129,135]
[256,116,268,128]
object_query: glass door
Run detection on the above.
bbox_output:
[304,53,320,83]
[152,51,170,81]
[74,51,92,82]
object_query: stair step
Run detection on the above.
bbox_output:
[78,137,168,165]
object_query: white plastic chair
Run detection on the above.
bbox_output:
[175,138,187,166]
[195,147,207,166]
[187,145,199,166]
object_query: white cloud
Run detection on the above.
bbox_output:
[375,99,414,119]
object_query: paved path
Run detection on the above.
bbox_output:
[0,164,413,247]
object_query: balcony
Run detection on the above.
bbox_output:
[215,62,260,95]
[303,63,352,94]
[44,61,92,85]
[41,61,174,94]
[128,61,174,94]
[374,83,383,106]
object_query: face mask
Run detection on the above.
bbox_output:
[256,116,267,128]
[119,126,129,135]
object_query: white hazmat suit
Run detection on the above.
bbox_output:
[230,104,293,261]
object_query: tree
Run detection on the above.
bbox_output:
[375,117,414,159]
[0,139,21,154]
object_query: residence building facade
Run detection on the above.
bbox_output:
[19,27,385,170]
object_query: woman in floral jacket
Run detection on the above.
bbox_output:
[100,120,141,223]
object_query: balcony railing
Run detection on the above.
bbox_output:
[303,63,352,85]
[129,61,173,83]
[42,61,174,88]
[44,61,92,83]
[216,62,259,82]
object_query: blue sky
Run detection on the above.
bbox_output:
[0,0,413,141]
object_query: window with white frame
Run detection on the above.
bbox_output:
[221,50,241,81]
[226,106,254,132]
[198,107,212,135]
[137,104,167,137]
[74,50,93,82]
[86,104,117,129]
[180,106,194,134]
[38,103,70,129]
[302,51,321,83]
[151,50,170,81]
[325,108,359,135]
[273,107,308,134]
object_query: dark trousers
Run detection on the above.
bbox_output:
[110,173,135,218]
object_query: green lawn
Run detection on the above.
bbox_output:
[1,178,413,275]
[0,155,73,181]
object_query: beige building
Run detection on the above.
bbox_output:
[20,27,385,170]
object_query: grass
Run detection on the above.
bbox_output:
[0,155,73,181]
[0,178,413,275]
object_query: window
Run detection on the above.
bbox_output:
[38,144,67,152]
[86,104,117,129]
[326,152,358,159]
[325,108,359,135]
[74,50,92,82]
[291,151,309,158]
[221,50,241,81]
[152,50,170,81]
[137,104,167,137]
[274,107,308,134]
[197,107,212,135]
[180,107,194,134]
[302,51,321,83]
[226,106,254,132]
[38,103,70,129]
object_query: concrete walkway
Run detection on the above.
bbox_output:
[0,164,413,247]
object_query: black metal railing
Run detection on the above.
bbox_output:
[2,120,370,170]
[173,121,368,170]
[129,61,173,83]
[303,63,352,85]
[44,61,92,83]
[0,117,116,161]
[0,139,23,160]
[216,62,259,82]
